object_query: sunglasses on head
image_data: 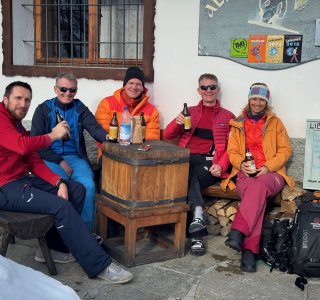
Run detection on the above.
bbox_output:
[200,84,218,91]
[57,86,77,93]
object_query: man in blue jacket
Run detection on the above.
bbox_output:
[31,72,106,233]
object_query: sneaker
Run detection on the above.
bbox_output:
[97,262,133,284]
[93,233,103,245]
[35,248,76,264]
[188,218,206,234]
[190,239,205,256]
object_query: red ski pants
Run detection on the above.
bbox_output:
[231,171,286,254]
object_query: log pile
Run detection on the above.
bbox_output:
[204,183,307,237]
[206,199,239,236]
[279,183,306,220]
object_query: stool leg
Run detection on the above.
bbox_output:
[123,218,137,267]
[174,212,187,257]
[0,230,12,256]
[98,214,108,242]
[38,236,57,275]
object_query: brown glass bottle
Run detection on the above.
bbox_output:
[109,112,118,143]
[140,112,146,142]
[182,103,191,131]
[55,110,70,141]
[245,148,257,177]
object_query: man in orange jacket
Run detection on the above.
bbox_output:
[95,67,160,162]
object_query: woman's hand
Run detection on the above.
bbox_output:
[240,161,252,176]
[256,166,269,177]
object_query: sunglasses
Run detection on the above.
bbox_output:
[200,84,218,91]
[57,86,78,93]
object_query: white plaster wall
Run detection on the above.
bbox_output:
[0,1,319,138]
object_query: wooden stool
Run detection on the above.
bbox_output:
[96,194,189,267]
[0,210,57,275]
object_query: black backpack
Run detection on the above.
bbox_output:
[288,192,320,277]
[287,192,320,289]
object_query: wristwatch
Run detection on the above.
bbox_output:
[56,179,65,188]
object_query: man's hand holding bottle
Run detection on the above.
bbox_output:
[48,121,70,142]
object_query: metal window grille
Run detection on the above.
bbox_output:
[22,0,144,68]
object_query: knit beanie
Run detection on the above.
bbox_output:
[248,84,270,102]
[123,67,145,87]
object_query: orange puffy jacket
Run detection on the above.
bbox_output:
[221,112,295,191]
[95,87,160,160]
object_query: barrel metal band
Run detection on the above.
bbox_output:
[102,149,189,166]
[101,190,187,207]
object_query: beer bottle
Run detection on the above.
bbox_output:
[108,112,118,143]
[182,103,191,132]
[55,110,70,141]
[140,112,146,142]
[245,148,257,177]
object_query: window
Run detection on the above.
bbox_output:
[2,0,156,81]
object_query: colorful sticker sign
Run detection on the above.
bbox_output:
[230,38,248,58]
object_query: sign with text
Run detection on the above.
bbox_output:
[199,0,320,70]
[303,120,320,190]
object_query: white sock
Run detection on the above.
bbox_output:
[194,206,203,220]
[191,238,202,243]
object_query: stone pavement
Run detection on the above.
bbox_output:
[5,234,320,300]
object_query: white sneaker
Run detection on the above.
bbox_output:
[97,262,133,284]
[35,248,76,264]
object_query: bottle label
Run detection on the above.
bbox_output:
[109,126,118,140]
[120,124,131,140]
[141,126,146,140]
[247,159,257,173]
[184,116,191,130]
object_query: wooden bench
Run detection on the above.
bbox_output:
[0,210,57,275]
[202,181,240,201]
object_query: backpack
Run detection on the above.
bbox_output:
[288,192,320,276]
[287,192,320,289]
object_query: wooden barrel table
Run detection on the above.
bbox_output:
[101,140,190,209]
[96,140,190,267]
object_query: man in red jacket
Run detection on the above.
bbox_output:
[0,81,133,283]
[164,73,234,256]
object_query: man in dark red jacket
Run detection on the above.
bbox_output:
[0,81,133,283]
[164,73,235,256]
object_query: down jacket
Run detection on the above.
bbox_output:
[221,112,295,190]
[95,87,160,159]
[164,100,235,179]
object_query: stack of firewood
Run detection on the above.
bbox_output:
[206,199,239,236]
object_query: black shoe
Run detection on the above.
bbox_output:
[190,239,206,256]
[224,229,244,252]
[240,250,257,272]
[189,218,206,234]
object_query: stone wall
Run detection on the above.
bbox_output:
[285,138,305,183]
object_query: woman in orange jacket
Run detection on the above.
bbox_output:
[223,83,294,272]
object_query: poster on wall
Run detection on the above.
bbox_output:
[230,38,248,58]
[248,35,266,63]
[303,119,320,191]
[199,0,319,70]
[265,35,285,63]
[283,35,303,63]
